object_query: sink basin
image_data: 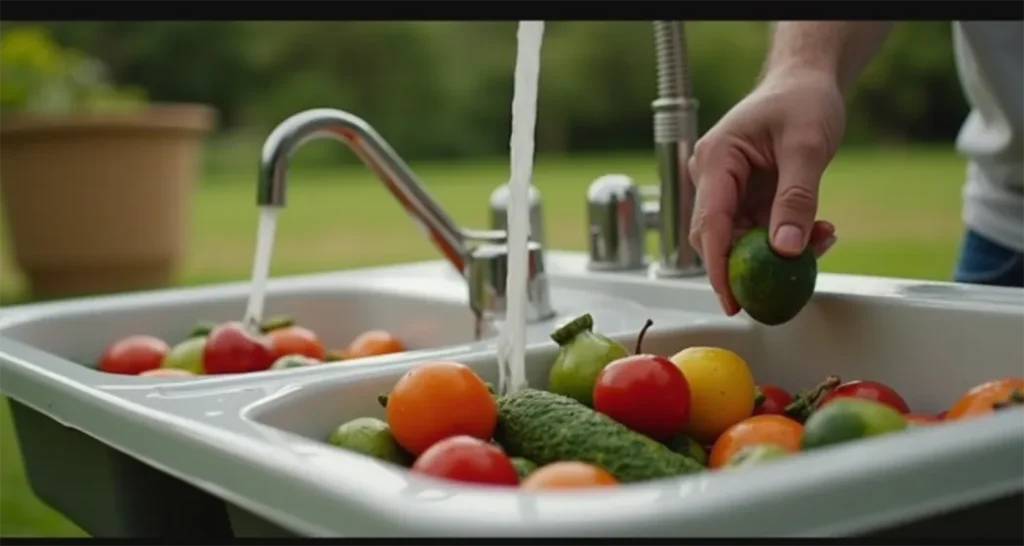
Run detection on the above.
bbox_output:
[231,264,1023,537]
[1,275,481,381]
[1,251,1022,538]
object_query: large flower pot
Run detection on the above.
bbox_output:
[0,103,216,300]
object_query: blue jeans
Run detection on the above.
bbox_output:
[953,230,1024,288]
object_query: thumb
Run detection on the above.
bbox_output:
[769,142,828,257]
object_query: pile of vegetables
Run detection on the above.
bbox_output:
[93,316,406,377]
[326,313,1024,489]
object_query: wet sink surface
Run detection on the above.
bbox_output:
[1,251,1022,537]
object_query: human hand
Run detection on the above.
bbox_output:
[688,70,846,315]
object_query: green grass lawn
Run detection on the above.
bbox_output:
[0,145,967,537]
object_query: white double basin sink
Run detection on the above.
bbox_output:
[1,250,1022,538]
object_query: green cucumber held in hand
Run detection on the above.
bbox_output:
[547,313,629,407]
[728,227,818,326]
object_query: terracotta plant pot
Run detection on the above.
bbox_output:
[0,103,216,300]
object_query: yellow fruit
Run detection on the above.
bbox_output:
[669,347,756,444]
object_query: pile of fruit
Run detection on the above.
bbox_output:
[326,313,1024,489]
[94,316,405,377]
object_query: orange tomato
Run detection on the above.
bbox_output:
[709,414,803,469]
[386,361,496,456]
[904,413,940,426]
[946,378,1024,421]
[345,330,405,359]
[267,325,326,360]
[520,461,618,490]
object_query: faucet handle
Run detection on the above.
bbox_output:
[467,241,555,323]
[586,174,647,271]
[489,184,546,248]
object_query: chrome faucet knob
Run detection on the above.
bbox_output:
[467,241,554,323]
[586,174,647,271]
[488,184,546,248]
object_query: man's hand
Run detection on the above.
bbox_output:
[688,69,844,315]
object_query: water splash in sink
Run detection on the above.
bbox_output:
[497,21,545,397]
[243,206,279,332]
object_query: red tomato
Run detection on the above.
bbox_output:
[203,322,277,375]
[593,354,691,441]
[99,335,169,375]
[904,413,940,426]
[753,385,794,416]
[410,436,519,487]
[818,380,911,414]
[267,325,325,360]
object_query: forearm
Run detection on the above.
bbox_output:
[762,21,895,92]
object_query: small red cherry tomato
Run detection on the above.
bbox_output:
[410,436,519,487]
[818,380,911,414]
[753,385,794,416]
[99,335,169,375]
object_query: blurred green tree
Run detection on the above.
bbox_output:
[14,20,966,165]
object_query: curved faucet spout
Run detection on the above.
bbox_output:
[257,108,469,273]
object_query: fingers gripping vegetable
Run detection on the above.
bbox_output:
[547,314,629,407]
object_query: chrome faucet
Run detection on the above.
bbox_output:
[256,108,554,325]
[586,21,703,278]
